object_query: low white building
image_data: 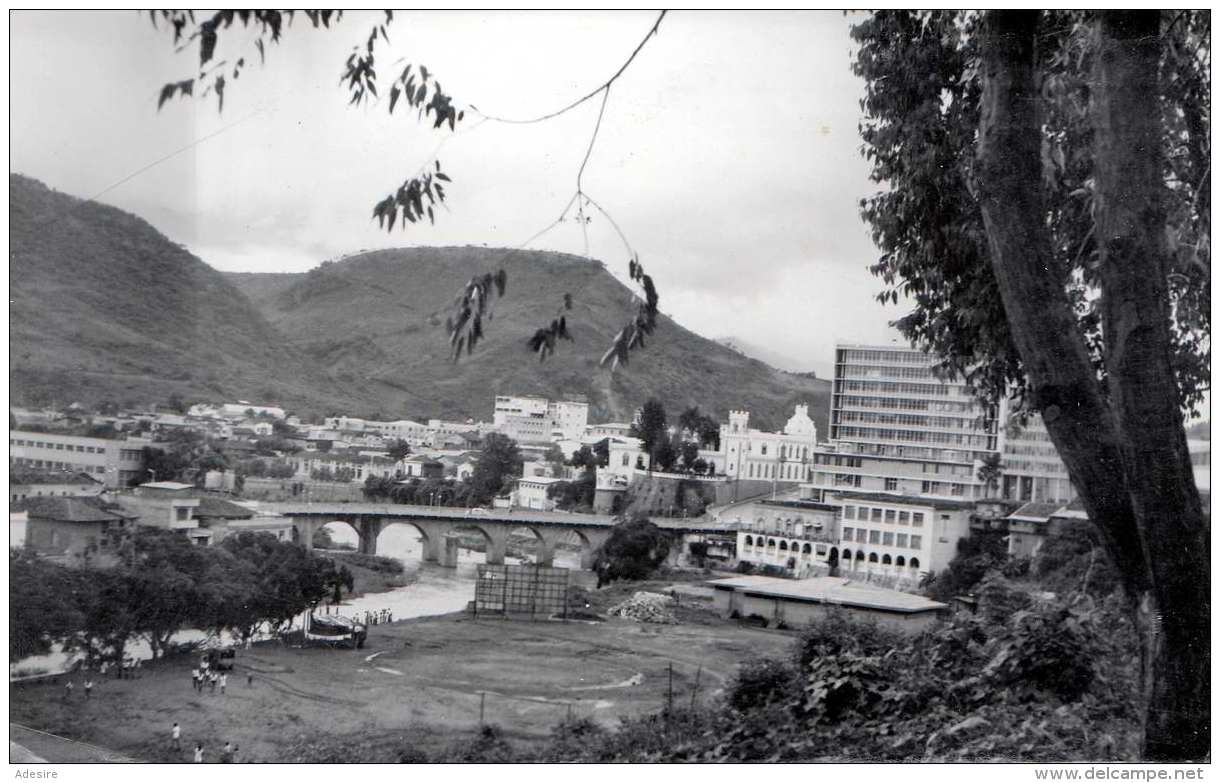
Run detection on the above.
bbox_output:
[734,498,840,576]
[514,476,566,511]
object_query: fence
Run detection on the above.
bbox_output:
[473,564,570,619]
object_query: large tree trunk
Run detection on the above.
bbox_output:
[975,10,1210,761]
[1092,11,1210,761]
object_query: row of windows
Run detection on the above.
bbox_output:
[839,549,921,569]
[834,410,994,433]
[832,441,983,464]
[745,462,813,481]
[840,365,941,381]
[835,395,981,415]
[12,457,107,474]
[741,536,828,556]
[834,379,975,399]
[833,426,996,449]
[838,349,933,365]
[842,506,927,526]
[814,454,864,467]
[840,527,924,549]
[11,439,107,454]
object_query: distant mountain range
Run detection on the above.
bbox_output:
[714,337,819,377]
[10,173,831,433]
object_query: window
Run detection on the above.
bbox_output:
[857,528,868,543]
[843,506,856,520]
[896,533,908,548]
[868,530,881,544]
[884,509,896,524]
[899,511,910,524]
[761,445,767,455]
[56,443,65,450]
[884,477,898,491]
[870,508,882,522]
[883,532,894,546]
[175,507,190,521]
[868,552,879,563]
[622,454,629,466]
[896,555,906,567]
[882,554,892,565]
[912,513,925,527]
[910,557,921,570]
[910,535,923,549]
[841,526,853,542]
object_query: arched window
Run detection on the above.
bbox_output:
[761,444,768,456]
[842,548,852,562]
[869,552,879,563]
[855,550,865,561]
[802,543,812,555]
[896,555,905,567]
[829,547,839,562]
[779,540,789,551]
[749,463,754,478]
[882,554,892,565]
[767,538,776,549]
[744,535,754,547]
[910,557,921,570]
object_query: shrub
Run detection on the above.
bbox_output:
[728,657,798,712]
[794,609,905,668]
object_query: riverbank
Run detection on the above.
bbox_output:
[10,605,791,763]
[318,549,413,596]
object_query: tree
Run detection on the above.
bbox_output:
[124,528,214,658]
[679,440,700,472]
[592,516,671,588]
[544,443,568,476]
[975,452,1003,499]
[386,438,413,462]
[468,433,523,505]
[853,10,1209,760]
[631,398,668,468]
[9,551,85,661]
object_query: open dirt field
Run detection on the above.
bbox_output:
[10,609,793,763]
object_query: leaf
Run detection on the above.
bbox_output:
[200,20,218,66]
[215,75,225,113]
[435,172,451,182]
[389,85,401,114]
[255,38,265,64]
[157,83,177,110]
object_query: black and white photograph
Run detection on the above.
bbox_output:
[6,8,1212,771]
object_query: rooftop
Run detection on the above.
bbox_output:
[706,575,948,614]
[1006,501,1063,522]
[194,496,256,520]
[15,496,136,524]
[139,481,195,491]
[10,469,102,486]
[827,490,979,512]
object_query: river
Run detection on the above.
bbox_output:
[11,523,586,677]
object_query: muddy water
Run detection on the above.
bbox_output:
[12,523,585,675]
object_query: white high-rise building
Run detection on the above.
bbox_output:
[493,395,588,445]
[810,343,1000,500]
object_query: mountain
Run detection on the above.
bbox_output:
[715,336,819,376]
[8,174,360,413]
[226,248,832,431]
[9,173,830,431]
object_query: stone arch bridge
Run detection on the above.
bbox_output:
[266,503,726,569]
[268,503,625,569]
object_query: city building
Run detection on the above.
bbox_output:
[708,405,819,482]
[996,410,1077,504]
[514,475,566,511]
[116,482,210,546]
[827,490,979,581]
[10,469,105,503]
[14,496,137,561]
[734,498,839,575]
[707,575,949,632]
[808,344,1000,501]
[493,395,588,445]
[10,430,150,488]
[585,422,634,439]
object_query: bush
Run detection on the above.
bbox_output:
[794,609,904,668]
[728,657,798,712]
[592,516,671,587]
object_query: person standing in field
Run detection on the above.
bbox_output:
[84,678,93,700]
[221,742,233,763]
[172,722,181,751]
[63,680,73,701]
[219,673,227,694]
[194,743,203,763]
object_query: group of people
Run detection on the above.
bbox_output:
[172,723,240,763]
[363,608,393,626]
[61,678,94,701]
[191,666,227,694]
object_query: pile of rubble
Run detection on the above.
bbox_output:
[607,591,678,624]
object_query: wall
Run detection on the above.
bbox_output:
[718,589,943,632]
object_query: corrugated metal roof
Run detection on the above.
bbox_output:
[705,575,948,614]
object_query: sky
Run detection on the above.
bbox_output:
[10,10,910,379]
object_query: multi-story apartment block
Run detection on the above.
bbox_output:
[830,490,977,579]
[547,400,589,442]
[10,430,151,488]
[809,344,999,501]
[997,411,1077,504]
[712,405,819,482]
[734,498,839,575]
[493,395,588,445]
